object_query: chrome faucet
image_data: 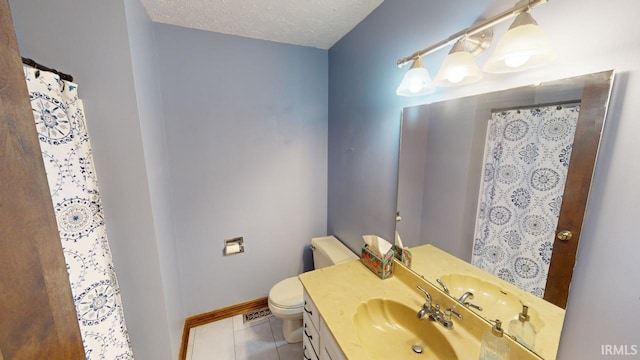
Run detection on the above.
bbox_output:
[416,286,462,329]
[423,304,463,330]
[458,291,473,303]
[458,291,483,311]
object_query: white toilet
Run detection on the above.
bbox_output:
[268,235,358,343]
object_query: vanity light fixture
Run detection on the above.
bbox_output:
[396,0,553,96]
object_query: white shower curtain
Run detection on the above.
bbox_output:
[471,103,580,297]
[24,66,133,360]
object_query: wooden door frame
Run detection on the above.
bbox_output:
[0,0,85,357]
[544,70,614,308]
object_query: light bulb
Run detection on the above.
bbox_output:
[406,70,428,93]
[447,70,465,84]
[432,39,483,87]
[505,54,530,68]
[409,81,423,93]
[483,12,556,74]
[396,59,435,96]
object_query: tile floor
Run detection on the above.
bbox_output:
[185,314,304,360]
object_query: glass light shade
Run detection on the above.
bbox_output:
[433,41,483,87]
[396,58,435,96]
[483,12,557,74]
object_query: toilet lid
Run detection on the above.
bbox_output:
[269,277,303,309]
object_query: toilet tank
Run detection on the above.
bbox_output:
[311,236,358,269]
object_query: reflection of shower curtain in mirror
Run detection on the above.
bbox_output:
[471,103,580,297]
[23,66,134,359]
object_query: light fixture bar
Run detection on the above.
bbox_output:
[397,0,548,68]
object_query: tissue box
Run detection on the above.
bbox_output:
[360,244,394,279]
[392,245,412,268]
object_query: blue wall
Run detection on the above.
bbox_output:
[153,23,329,315]
[328,0,640,358]
[328,0,497,251]
[123,0,184,357]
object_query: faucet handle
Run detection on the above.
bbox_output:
[445,307,463,321]
[416,285,432,307]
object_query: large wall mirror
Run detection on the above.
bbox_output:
[395,71,614,359]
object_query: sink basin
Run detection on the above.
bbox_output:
[439,273,508,305]
[439,273,544,332]
[353,298,458,359]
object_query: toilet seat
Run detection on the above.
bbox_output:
[268,276,303,310]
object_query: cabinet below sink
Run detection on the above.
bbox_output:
[303,289,346,360]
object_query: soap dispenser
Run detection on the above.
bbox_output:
[479,319,510,360]
[509,304,536,351]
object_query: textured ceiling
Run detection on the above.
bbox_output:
[140,0,384,50]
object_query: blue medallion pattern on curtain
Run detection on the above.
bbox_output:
[471,103,580,297]
[24,66,134,360]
